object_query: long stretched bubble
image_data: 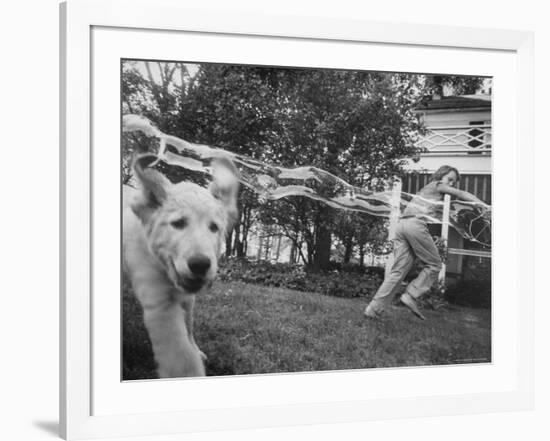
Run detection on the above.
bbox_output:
[123,114,491,247]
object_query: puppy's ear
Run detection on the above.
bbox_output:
[209,156,240,231]
[131,154,171,221]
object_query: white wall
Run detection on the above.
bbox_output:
[0,1,547,441]
[421,109,491,127]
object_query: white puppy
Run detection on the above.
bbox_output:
[123,154,239,378]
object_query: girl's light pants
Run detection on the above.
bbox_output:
[366,217,442,314]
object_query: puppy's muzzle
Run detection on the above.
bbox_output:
[173,254,211,293]
[188,254,211,277]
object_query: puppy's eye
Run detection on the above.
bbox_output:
[209,222,219,233]
[171,218,187,229]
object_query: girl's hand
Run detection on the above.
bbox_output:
[476,203,492,221]
[432,236,446,247]
[474,201,491,211]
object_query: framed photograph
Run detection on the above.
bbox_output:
[60,0,534,439]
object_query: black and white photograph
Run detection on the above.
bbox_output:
[121,59,492,381]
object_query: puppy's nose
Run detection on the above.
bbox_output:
[188,255,211,276]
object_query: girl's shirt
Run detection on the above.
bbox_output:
[401,180,444,219]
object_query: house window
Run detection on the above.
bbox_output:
[467,121,485,154]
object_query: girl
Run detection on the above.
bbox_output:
[364,165,489,320]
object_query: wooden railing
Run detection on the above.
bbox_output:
[416,124,492,155]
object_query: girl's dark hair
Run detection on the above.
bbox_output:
[431,165,460,182]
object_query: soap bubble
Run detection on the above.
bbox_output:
[123,115,491,247]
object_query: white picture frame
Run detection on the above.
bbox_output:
[60,0,534,439]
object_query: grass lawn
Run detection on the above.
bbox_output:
[122,280,491,380]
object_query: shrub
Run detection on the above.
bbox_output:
[218,258,382,299]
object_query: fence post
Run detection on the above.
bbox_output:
[385,179,402,278]
[438,194,451,290]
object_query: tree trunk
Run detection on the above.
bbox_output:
[343,236,353,264]
[275,235,282,262]
[238,203,252,258]
[225,229,233,257]
[359,244,365,267]
[243,236,248,256]
[314,226,331,269]
[233,223,245,258]
[306,240,315,266]
[313,207,332,270]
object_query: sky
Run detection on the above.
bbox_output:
[131,60,199,87]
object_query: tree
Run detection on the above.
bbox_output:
[121,61,483,270]
[253,70,424,269]
[424,75,485,97]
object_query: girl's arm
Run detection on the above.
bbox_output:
[436,182,489,207]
